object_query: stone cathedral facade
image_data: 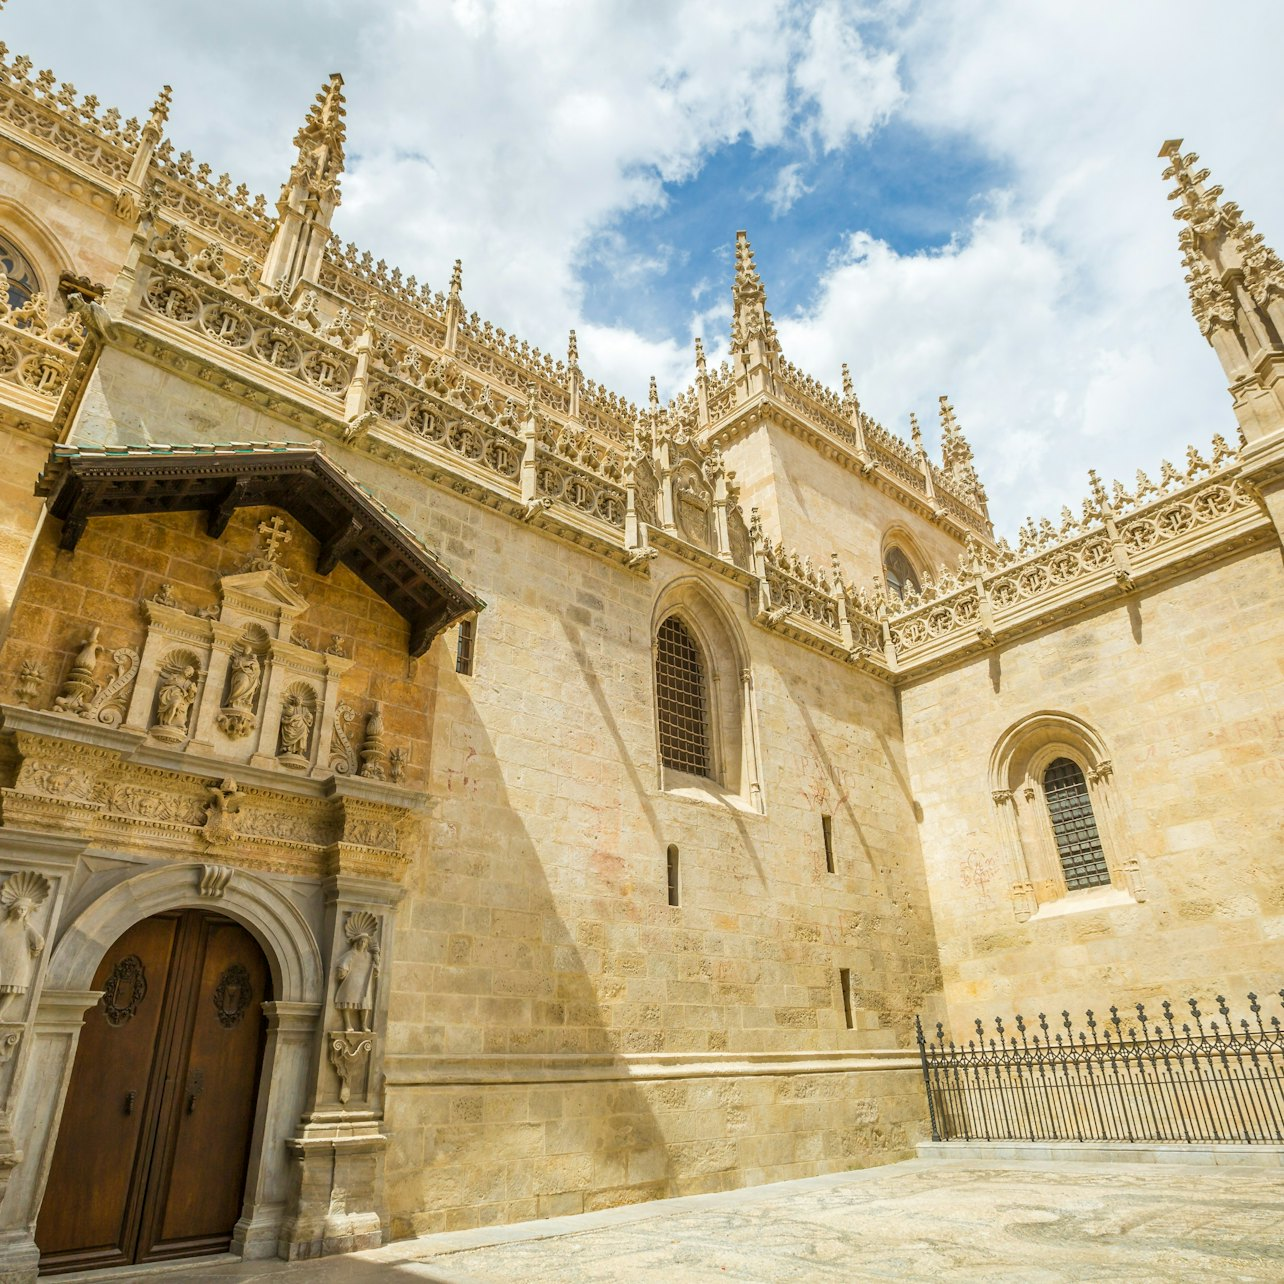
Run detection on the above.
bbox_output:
[0,40,1278,1281]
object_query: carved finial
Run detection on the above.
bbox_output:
[567,328,579,367]
[694,336,706,373]
[449,258,462,299]
[358,703,389,780]
[734,229,761,294]
[291,72,347,200]
[1160,139,1284,441]
[648,375,659,412]
[147,84,172,133]
[909,412,924,452]
[841,362,853,400]
[1087,468,1111,514]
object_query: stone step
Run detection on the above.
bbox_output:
[917,1139,1284,1167]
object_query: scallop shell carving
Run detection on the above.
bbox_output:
[0,871,49,910]
[344,910,379,943]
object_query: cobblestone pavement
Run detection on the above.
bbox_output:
[128,1158,1284,1283]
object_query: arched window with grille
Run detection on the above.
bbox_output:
[0,234,39,312]
[654,614,712,779]
[883,546,920,599]
[1043,757,1111,890]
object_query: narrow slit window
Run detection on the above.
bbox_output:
[822,814,835,874]
[666,845,680,907]
[455,617,475,675]
[655,615,711,778]
[839,968,854,1029]
[1043,757,1110,890]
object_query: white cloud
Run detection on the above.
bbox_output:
[772,0,1284,535]
[767,162,813,216]
[794,0,905,150]
[4,0,1283,539]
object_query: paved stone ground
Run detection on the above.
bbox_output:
[107,1159,1284,1283]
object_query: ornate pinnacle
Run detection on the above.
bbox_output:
[290,72,346,201]
[147,84,172,133]
[939,395,974,470]
[841,363,854,400]
[648,375,660,411]
[449,258,462,300]
[734,229,762,294]
[694,336,706,374]
[567,328,579,367]
[909,412,924,453]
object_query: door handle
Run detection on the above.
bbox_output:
[124,1091,136,1115]
[186,1068,205,1114]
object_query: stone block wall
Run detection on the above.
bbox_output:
[716,418,968,582]
[900,538,1284,1033]
[62,350,945,1226]
[381,1065,927,1237]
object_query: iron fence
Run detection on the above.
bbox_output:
[915,992,1284,1144]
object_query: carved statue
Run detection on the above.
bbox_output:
[153,663,200,740]
[333,911,380,1033]
[224,642,261,712]
[278,692,315,762]
[0,872,49,1019]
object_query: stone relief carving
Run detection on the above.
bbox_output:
[202,778,242,846]
[52,629,139,725]
[334,910,379,1033]
[198,863,234,898]
[14,661,43,707]
[329,702,358,774]
[328,1032,373,1106]
[101,954,147,1027]
[357,704,389,780]
[0,872,49,1018]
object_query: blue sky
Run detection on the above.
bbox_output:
[578,121,1004,339]
[3,0,1284,547]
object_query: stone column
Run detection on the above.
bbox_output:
[232,999,324,1261]
[0,989,100,1284]
[279,858,404,1260]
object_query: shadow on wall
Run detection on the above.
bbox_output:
[382,616,674,1236]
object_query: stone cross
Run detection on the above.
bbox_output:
[257,516,293,564]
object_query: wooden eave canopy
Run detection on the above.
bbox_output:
[37,442,483,656]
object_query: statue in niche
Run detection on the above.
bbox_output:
[217,641,261,739]
[278,691,315,764]
[333,911,380,1033]
[0,872,49,1019]
[152,662,200,742]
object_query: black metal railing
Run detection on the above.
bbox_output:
[915,992,1284,1144]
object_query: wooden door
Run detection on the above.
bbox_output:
[36,910,270,1275]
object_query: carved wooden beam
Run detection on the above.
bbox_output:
[317,516,363,576]
[207,475,253,538]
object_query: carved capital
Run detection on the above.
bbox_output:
[991,789,1013,806]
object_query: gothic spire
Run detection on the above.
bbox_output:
[938,395,988,518]
[729,230,780,393]
[262,73,347,290]
[292,72,347,202]
[1160,139,1284,443]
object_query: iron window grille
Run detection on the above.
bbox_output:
[1043,757,1110,890]
[655,615,712,779]
[455,617,475,675]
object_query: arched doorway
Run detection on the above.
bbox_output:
[36,910,271,1275]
